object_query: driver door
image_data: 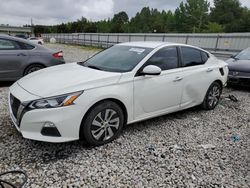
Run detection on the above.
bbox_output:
[133,46,183,120]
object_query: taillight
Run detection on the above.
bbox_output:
[53,51,63,58]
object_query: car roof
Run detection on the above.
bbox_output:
[117,41,205,51]
[0,34,28,42]
[0,34,39,46]
[0,34,50,51]
[118,41,168,48]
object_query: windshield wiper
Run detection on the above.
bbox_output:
[78,62,102,70]
[233,57,239,60]
[85,65,102,70]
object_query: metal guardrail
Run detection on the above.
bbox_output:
[42,33,250,54]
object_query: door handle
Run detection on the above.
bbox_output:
[17,53,27,56]
[207,68,213,72]
[173,77,183,82]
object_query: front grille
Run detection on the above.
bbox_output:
[229,71,250,77]
[10,93,21,119]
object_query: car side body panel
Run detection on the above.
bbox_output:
[180,57,228,109]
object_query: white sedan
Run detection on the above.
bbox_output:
[27,37,44,45]
[8,42,228,145]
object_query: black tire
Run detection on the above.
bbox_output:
[201,82,222,110]
[81,101,124,146]
[24,64,44,76]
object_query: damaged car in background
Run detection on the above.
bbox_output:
[226,47,250,87]
[8,42,228,146]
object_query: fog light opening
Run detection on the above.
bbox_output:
[41,122,61,137]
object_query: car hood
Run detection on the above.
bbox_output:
[17,63,122,98]
[227,59,250,72]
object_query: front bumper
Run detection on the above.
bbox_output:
[228,75,250,86]
[8,83,83,143]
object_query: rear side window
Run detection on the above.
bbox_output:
[0,39,20,50]
[181,47,206,67]
[201,51,209,62]
[17,42,35,50]
[23,43,35,50]
[146,47,179,71]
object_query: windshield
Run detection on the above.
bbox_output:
[235,48,250,60]
[81,45,153,72]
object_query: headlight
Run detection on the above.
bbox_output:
[28,91,83,109]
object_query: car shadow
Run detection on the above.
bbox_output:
[21,106,202,163]
[123,106,201,132]
[226,85,250,92]
[0,81,14,87]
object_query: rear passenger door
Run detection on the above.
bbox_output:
[179,46,215,107]
[0,38,29,80]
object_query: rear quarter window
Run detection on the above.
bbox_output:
[201,51,209,63]
[181,47,208,67]
[17,42,35,50]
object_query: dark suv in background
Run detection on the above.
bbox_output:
[226,47,250,87]
[0,34,65,81]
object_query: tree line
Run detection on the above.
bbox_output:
[33,0,250,34]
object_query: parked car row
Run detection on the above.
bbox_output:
[15,34,44,45]
[1,35,248,146]
[27,37,44,45]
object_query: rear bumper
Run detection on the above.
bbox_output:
[48,58,65,66]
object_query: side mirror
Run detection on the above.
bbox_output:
[230,53,238,58]
[141,65,161,76]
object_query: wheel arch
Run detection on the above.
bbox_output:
[79,98,128,139]
[23,63,46,76]
[201,79,223,104]
[214,79,223,89]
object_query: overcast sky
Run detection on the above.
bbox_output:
[1,0,250,26]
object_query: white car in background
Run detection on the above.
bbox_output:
[28,37,44,45]
[8,42,228,146]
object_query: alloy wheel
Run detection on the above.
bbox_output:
[91,109,120,141]
[208,85,220,108]
[27,67,41,74]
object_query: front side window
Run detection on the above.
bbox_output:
[181,47,205,67]
[146,47,179,71]
[80,45,153,72]
[0,39,20,50]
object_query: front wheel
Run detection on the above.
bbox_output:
[201,82,222,110]
[81,101,124,146]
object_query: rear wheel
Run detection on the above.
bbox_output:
[81,101,124,146]
[24,64,45,76]
[201,82,222,110]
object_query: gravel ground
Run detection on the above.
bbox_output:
[0,43,249,187]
